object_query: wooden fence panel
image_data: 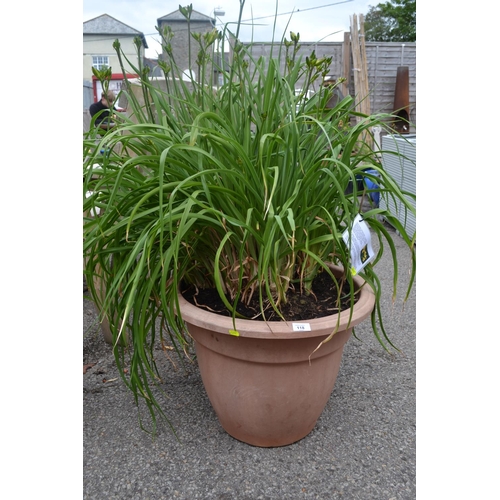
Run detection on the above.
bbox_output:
[364,42,416,125]
[241,40,416,131]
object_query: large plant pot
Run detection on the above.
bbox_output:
[84,204,115,346]
[90,264,114,345]
[83,256,127,346]
[177,266,375,447]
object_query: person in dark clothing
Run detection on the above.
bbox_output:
[89,90,117,130]
[322,75,345,110]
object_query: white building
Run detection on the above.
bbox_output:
[83,14,148,106]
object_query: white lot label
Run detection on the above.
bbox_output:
[342,214,375,275]
[292,323,311,332]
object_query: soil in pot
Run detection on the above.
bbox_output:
[181,269,359,322]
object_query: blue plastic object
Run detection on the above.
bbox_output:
[363,169,380,206]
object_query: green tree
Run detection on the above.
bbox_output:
[364,0,416,42]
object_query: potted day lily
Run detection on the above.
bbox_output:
[83,2,416,447]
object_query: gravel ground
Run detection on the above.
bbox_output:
[83,223,416,500]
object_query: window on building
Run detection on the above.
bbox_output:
[92,56,109,70]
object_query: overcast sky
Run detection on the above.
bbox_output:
[83,0,374,58]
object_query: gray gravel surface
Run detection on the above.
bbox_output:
[83,224,416,500]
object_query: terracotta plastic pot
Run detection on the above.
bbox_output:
[177,266,375,447]
[83,255,128,347]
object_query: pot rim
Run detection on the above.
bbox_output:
[177,266,375,339]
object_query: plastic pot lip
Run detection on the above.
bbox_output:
[177,266,376,340]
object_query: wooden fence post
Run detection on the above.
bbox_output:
[350,13,373,149]
[341,31,351,97]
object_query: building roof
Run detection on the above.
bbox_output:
[157,9,213,24]
[83,14,148,48]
